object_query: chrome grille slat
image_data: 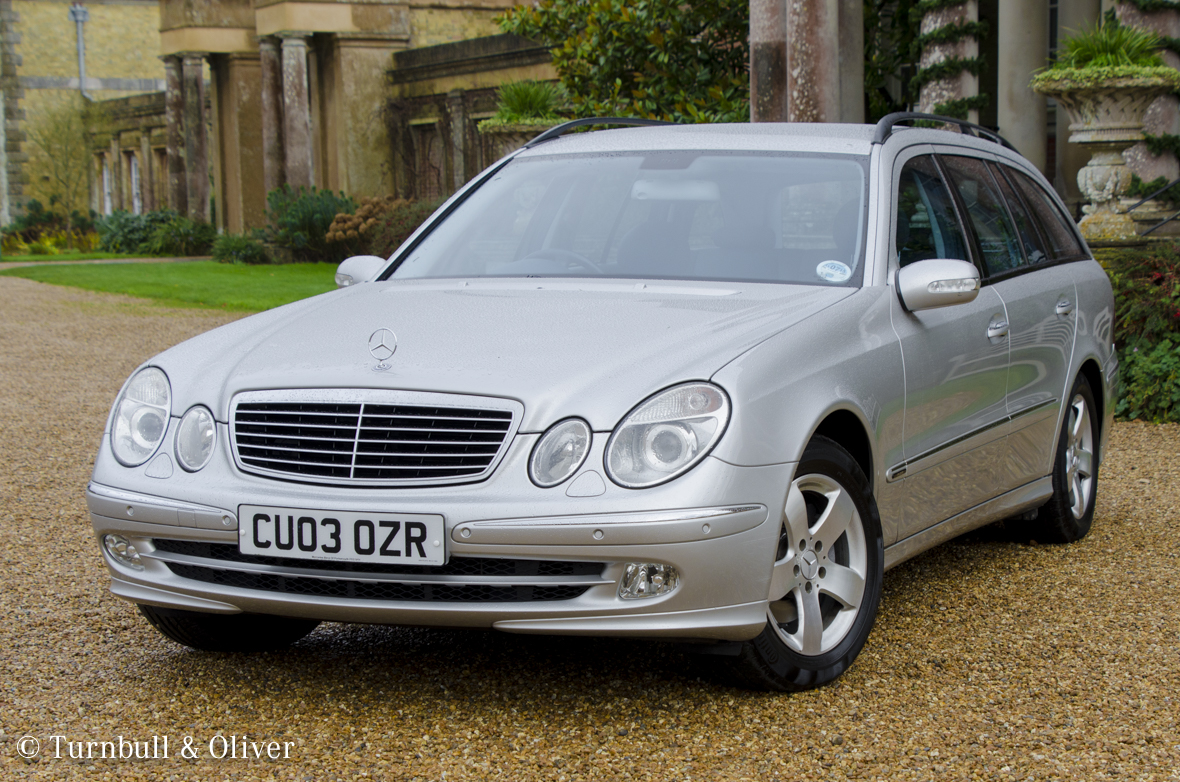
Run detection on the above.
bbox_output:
[230,389,522,486]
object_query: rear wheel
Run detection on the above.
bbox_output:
[138,604,320,652]
[1029,375,1099,544]
[721,437,883,691]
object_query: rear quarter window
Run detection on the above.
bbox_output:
[1004,167,1087,262]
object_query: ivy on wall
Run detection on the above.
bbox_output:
[908,0,989,119]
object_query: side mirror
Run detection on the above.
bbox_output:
[335,255,388,288]
[895,258,981,312]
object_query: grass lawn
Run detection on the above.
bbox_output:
[0,261,338,312]
[0,251,152,263]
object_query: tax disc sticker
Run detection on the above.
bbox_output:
[816,260,852,283]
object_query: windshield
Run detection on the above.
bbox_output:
[389,151,869,286]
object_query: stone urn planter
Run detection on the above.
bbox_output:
[477,121,561,163]
[1033,69,1180,241]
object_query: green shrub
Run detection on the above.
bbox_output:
[367,198,445,260]
[495,80,566,122]
[143,216,216,256]
[213,234,272,265]
[260,185,356,263]
[1052,17,1164,69]
[1097,244,1180,423]
[1117,339,1180,422]
[27,240,55,255]
[96,209,179,253]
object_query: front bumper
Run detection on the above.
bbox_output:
[88,433,793,643]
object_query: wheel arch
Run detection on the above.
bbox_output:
[1076,357,1105,459]
[809,408,875,492]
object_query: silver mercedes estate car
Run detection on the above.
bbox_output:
[88,114,1115,690]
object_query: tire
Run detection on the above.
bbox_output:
[720,436,884,691]
[1029,375,1099,544]
[137,604,320,652]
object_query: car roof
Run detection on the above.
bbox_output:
[514,122,1013,159]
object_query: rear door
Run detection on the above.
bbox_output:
[940,155,1079,489]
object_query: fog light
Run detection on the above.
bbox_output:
[619,562,680,600]
[103,534,144,571]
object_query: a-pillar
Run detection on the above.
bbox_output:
[163,55,186,215]
[279,32,314,189]
[181,53,210,222]
[259,37,285,194]
[997,0,1048,172]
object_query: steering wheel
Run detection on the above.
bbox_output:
[522,248,604,275]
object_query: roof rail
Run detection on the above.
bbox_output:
[524,117,675,148]
[872,112,1019,153]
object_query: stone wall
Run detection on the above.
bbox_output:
[1,0,163,221]
[387,34,554,201]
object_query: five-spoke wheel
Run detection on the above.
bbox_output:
[721,436,883,691]
[1030,374,1100,543]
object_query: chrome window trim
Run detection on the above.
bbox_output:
[229,388,524,487]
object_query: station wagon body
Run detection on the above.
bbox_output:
[88,116,1116,689]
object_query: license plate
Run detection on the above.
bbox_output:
[239,505,445,566]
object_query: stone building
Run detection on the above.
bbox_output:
[0,0,165,225]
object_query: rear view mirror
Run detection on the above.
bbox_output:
[895,258,980,312]
[335,255,388,288]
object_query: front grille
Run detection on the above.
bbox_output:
[165,564,589,603]
[153,539,604,577]
[229,390,521,486]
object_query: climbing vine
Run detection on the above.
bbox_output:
[908,0,989,119]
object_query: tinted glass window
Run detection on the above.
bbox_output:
[390,152,868,286]
[990,163,1049,265]
[941,155,1024,276]
[1006,167,1087,261]
[895,155,970,268]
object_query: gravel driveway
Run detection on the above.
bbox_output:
[1,275,1177,781]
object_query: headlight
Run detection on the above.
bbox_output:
[605,382,730,488]
[529,418,591,487]
[175,405,216,472]
[111,367,171,466]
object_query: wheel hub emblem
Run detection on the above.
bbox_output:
[799,550,819,580]
[368,328,396,370]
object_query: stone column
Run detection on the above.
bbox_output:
[108,137,122,211]
[997,0,1048,172]
[279,32,314,189]
[1055,0,1099,211]
[785,0,840,122]
[258,37,285,195]
[182,53,210,222]
[139,132,154,212]
[750,0,788,122]
[838,0,864,123]
[447,89,466,192]
[1117,1,1180,183]
[917,1,981,122]
[163,55,186,214]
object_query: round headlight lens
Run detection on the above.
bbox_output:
[529,418,591,487]
[606,383,729,488]
[175,405,217,472]
[111,367,171,466]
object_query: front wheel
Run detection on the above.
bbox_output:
[138,604,320,652]
[721,436,884,691]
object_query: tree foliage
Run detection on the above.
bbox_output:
[499,0,750,123]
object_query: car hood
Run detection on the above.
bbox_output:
[157,278,855,431]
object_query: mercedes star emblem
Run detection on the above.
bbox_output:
[368,328,397,370]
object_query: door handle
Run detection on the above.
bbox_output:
[1056,299,1075,316]
[987,318,1009,339]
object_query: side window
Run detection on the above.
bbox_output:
[1006,167,1087,261]
[990,163,1049,265]
[895,155,970,267]
[941,155,1025,276]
